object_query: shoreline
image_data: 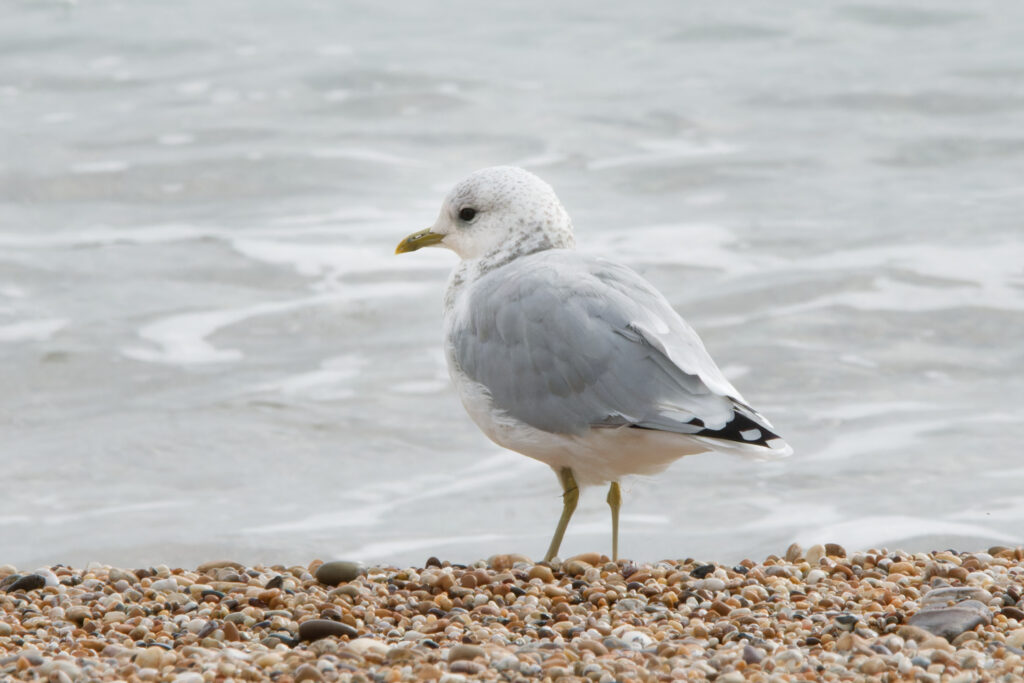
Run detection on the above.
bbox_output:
[2,545,1023,681]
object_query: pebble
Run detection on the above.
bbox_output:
[314,560,363,586]
[908,599,991,641]
[298,619,358,641]
[1006,628,1024,649]
[0,549,1022,680]
[3,574,46,593]
[149,578,178,592]
[447,644,485,662]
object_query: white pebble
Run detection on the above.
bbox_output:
[150,578,178,592]
[620,630,654,650]
[806,569,826,585]
[1006,628,1024,649]
[32,568,60,587]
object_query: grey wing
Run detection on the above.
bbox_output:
[450,252,786,450]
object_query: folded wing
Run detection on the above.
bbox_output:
[449,251,790,455]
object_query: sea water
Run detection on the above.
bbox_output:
[1,0,1023,568]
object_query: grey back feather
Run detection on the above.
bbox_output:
[448,250,759,437]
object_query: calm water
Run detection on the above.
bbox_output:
[2,1,1023,570]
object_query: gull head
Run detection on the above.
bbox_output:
[396,166,575,260]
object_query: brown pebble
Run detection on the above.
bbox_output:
[711,600,731,616]
[562,560,591,577]
[1001,606,1024,620]
[785,543,803,562]
[528,565,555,583]
[487,554,530,571]
[459,573,476,589]
[221,620,240,642]
[566,552,604,566]
[197,560,244,573]
[824,543,846,558]
[450,660,483,675]
[447,644,486,662]
[417,664,442,680]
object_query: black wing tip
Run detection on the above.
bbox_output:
[629,410,783,448]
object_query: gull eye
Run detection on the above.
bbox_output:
[458,207,477,222]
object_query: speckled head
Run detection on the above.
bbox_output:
[396,166,575,261]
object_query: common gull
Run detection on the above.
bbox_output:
[396,166,791,561]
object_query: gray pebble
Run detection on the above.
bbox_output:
[908,599,991,641]
[922,587,992,607]
[314,561,363,586]
[4,574,45,593]
[298,619,358,642]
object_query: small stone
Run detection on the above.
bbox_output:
[418,664,443,679]
[562,560,591,576]
[487,554,531,570]
[347,638,388,656]
[620,630,654,650]
[196,560,244,573]
[448,644,486,662]
[299,619,358,641]
[528,565,554,582]
[1007,628,1024,649]
[785,543,803,562]
[805,544,826,565]
[449,661,483,675]
[908,600,991,641]
[743,645,764,664]
[315,561,363,586]
[294,664,324,682]
[922,586,992,606]
[4,574,45,593]
[221,620,240,641]
[691,564,716,579]
[806,569,826,585]
[1001,606,1024,620]
[150,578,178,592]
[861,656,887,674]
[835,613,858,631]
[135,646,164,669]
[824,543,846,558]
[575,639,608,656]
[693,578,726,592]
[0,622,11,636]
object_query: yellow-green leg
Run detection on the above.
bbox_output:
[607,481,622,561]
[543,467,579,562]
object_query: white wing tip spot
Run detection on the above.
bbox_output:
[740,428,763,441]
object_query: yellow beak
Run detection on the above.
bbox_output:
[395,228,444,254]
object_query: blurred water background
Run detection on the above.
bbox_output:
[2,0,1023,569]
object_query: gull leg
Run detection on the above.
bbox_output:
[543,467,579,562]
[607,481,622,561]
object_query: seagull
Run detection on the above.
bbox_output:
[396,166,791,561]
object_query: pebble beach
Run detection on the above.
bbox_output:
[3,545,1024,682]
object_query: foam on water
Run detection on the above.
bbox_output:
[0,318,67,343]
[795,516,1020,550]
